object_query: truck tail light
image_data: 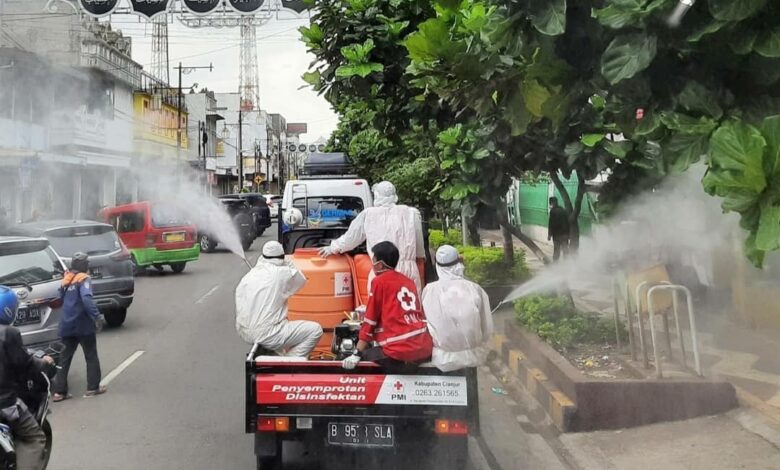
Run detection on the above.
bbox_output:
[435,419,468,435]
[257,417,290,432]
[274,417,290,432]
[257,418,275,432]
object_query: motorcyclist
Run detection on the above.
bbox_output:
[235,241,323,357]
[318,181,426,295]
[0,285,53,470]
[422,245,494,372]
[342,241,433,372]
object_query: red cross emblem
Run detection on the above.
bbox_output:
[394,381,404,392]
[397,287,417,312]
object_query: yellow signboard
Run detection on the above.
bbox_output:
[254,175,264,184]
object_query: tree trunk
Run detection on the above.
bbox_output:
[550,172,586,252]
[496,200,514,265]
[495,204,550,265]
[462,205,480,246]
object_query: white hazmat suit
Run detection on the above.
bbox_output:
[422,245,494,372]
[235,242,323,357]
[319,181,425,294]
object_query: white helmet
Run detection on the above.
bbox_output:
[262,241,285,258]
[436,245,460,267]
[283,207,304,227]
[372,181,398,207]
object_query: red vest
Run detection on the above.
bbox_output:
[359,270,433,363]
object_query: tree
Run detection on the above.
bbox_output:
[405,0,780,265]
[301,0,450,214]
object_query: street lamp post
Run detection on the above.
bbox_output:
[238,109,243,191]
[174,62,213,181]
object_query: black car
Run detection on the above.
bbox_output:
[7,220,134,327]
[219,193,272,237]
[199,198,257,253]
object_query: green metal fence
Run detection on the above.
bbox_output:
[508,173,596,235]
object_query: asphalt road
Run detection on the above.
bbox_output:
[46,231,493,470]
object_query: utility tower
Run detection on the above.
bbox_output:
[151,14,170,83]
[239,16,260,112]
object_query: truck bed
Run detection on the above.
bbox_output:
[245,349,478,469]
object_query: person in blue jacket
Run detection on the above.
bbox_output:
[52,252,106,402]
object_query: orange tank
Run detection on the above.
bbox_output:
[353,254,427,306]
[288,249,355,353]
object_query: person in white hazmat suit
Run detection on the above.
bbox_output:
[422,245,494,372]
[235,241,323,357]
[318,181,426,294]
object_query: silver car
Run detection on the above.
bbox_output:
[0,237,66,350]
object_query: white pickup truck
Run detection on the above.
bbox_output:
[278,153,373,253]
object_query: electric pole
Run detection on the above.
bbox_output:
[238,109,243,191]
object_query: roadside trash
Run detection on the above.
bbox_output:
[491,387,508,395]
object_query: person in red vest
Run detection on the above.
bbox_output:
[342,241,433,372]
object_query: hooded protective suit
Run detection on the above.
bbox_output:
[235,243,322,357]
[421,246,494,372]
[320,181,425,294]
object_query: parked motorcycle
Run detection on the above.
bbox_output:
[0,350,58,470]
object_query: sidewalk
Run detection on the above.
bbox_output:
[482,228,780,423]
[560,408,780,470]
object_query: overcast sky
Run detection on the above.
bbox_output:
[106,11,337,141]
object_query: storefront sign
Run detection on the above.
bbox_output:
[227,0,266,14]
[79,0,120,17]
[182,0,221,16]
[129,0,171,20]
[286,122,308,135]
[281,0,310,14]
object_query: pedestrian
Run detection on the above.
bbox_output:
[342,241,433,373]
[235,241,322,357]
[422,245,494,372]
[53,252,107,402]
[318,181,426,295]
[0,285,54,470]
[548,197,570,261]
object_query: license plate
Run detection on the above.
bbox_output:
[164,232,185,242]
[327,423,394,447]
[15,307,42,326]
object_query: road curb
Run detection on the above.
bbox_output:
[492,333,577,432]
[733,384,780,427]
[468,436,497,470]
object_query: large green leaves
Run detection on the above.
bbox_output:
[708,121,768,193]
[336,39,384,78]
[600,34,658,84]
[528,0,566,36]
[676,81,724,119]
[755,28,780,58]
[708,0,766,21]
[405,19,452,62]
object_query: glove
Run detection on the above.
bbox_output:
[342,353,361,370]
[318,245,336,258]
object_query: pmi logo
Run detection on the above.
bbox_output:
[391,380,407,401]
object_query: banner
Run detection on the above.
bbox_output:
[256,374,468,406]
[78,0,120,17]
[281,0,310,14]
[182,0,221,16]
[227,0,265,14]
[129,0,171,19]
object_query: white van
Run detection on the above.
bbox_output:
[279,177,373,253]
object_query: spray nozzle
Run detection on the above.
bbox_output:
[667,0,696,28]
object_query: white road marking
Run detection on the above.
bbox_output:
[100,350,145,387]
[195,285,220,304]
